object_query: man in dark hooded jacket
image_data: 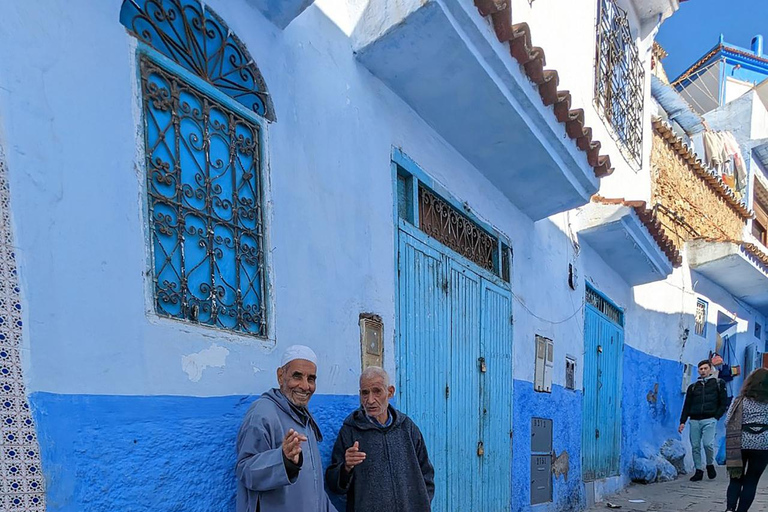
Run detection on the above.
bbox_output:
[678,359,728,481]
[326,366,434,512]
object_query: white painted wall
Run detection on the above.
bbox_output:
[509,0,661,203]
[725,77,753,105]
[0,0,606,399]
[0,0,760,412]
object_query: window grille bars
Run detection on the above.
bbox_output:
[586,286,623,326]
[595,0,644,167]
[141,56,267,336]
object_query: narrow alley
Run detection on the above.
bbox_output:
[587,468,768,512]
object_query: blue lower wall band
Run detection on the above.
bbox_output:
[30,346,687,511]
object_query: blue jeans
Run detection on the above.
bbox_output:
[689,417,717,470]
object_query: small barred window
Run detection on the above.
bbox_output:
[694,299,707,337]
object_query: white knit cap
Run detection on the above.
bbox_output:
[280,345,318,366]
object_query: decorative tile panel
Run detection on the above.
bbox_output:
[0,148,45,510]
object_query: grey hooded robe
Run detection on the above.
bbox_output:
[236,389,337,512]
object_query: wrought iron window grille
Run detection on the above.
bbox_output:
[594,0,644,168]
[122,0,272,337]
[120,0,275,121]
[140,55,268,337]
[694,299,707,337]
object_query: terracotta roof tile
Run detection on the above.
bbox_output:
[652,118,753,220]
[742,242,768,271]
[592,195,683,267]
[473,2,613,179]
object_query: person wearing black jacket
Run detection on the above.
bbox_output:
[679,359,728,481]
[326,367,434,512]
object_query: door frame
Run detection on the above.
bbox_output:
[582,282,625,481]
[391,148,514,509]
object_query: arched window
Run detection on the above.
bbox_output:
[120,0,273,337]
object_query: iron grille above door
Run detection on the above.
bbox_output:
[395,153,511,283]
[418,186,496,273]
[586,285,623,326]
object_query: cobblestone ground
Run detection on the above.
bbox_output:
[585,466,768,512]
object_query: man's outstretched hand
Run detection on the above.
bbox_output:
[344,441,366,472]
[283,428,308,464]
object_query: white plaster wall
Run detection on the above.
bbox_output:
[705,92,754,143]
[725,77,753,105]
[509,0,659,203]
[750,91,768,139]
[632,252,766,370]
[0,0,760,410]
[0,0,594,399]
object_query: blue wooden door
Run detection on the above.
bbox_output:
[479,278,513,510]
[398,223,512,511]
[397,229,451,512]
[446,259,482,511]
[582,288,624,481]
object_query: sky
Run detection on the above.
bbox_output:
[656,0,768,82]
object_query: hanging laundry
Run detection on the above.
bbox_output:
[720,131,747,195]
[703,130,727,170]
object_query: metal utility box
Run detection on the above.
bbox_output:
[530,417,553,505]
[531,454,553,505]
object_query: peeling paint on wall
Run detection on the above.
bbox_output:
[181,344,229,382]
[553,450,570,480]
[646,382,659,403]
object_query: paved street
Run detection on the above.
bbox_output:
[586,467,768,512]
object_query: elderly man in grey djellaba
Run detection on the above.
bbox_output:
[326,366,435,512]
[236,345,337,512]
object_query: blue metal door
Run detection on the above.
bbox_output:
[582,287,624,481]
[398,223,512,511]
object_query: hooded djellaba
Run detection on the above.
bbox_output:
[236,345,337,512]
[325,367,434,512]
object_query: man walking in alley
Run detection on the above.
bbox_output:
[325,366,434,511]
[236,345,337,512]
[679,359,728,481]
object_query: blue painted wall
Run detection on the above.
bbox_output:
[512,380,584,512]
[30,392,358,512]
[620,344,686,472]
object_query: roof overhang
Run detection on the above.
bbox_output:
[247,0,314,29]
[687,239,768,315]
[651,75,705,135]
[753,139,768,173]
[352,0,603,221]
[627,0,680,27]
[576,202,675,286]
